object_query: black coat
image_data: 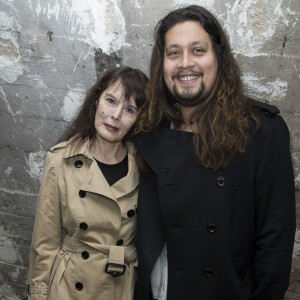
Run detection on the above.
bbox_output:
[134,102,296,300]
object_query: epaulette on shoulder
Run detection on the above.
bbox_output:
[50,141,68,152]
[252,99,280,117]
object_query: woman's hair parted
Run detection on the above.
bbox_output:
[137,5,259,170]
[59,66,148,147]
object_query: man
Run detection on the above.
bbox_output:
[133,5,296,300]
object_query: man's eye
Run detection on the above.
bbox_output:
[168,51,179,56]
[194,48,204,54]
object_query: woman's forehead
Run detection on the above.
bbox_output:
[105,80,137,106]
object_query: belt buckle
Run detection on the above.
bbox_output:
[105,262,126,277]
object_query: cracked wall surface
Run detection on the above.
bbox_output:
[0,0,299,299]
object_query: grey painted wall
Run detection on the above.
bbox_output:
[0,0,299,299]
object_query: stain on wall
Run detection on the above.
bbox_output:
[0,0,299,299]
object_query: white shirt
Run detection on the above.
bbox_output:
[150,244,168,300]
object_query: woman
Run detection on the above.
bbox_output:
[28,66,148,300]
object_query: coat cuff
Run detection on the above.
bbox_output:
[28,283,48,296]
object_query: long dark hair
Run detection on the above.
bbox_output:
[137,5,259,170]
[59,66,148,148]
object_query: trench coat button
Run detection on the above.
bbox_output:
[203,268,214,277]
[216,176,225,187]
[81,251,89,259]
[75,160,83,168]
[79,222,88,231]
[75,282,83,290]
[162,165,169,173]
[207,223,216,233]
[116,239,124,246]
[79,190,86,198]
[127,209,136,218]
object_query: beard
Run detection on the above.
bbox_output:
[173,81,206,107]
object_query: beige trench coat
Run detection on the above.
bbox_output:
[28,138,139,300]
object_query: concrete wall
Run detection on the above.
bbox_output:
[0,0,299,298]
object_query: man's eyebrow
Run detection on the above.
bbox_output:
[165,41,208,49]
[191,41,208,47]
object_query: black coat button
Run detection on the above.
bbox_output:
[207,223,216,233]
[203,268,214,277]
[79,190,86,198]
[162,165,169,173]
[127,209,136,218]
[75,282,83,290]
[81,251,89,259]
[79,222,88,231]
[116,239,124,246]
[75,160,83,168]
[216,176,225,187]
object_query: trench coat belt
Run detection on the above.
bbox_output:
[62,235,137,275]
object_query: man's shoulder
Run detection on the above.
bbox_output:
[251,99,280,118]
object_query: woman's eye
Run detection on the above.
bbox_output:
[125,107,136,114]
[106,98,115,104]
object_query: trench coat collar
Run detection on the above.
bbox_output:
[53,138,139,201]
[79,142,139,201]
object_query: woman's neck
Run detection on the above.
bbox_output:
[90,136,127,164]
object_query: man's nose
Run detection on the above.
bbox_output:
[178,51,195,69]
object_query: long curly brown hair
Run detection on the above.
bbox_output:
[59,66,148,148]
[137,5,259,170]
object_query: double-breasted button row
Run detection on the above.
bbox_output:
[75,282,83,290]
[216,176,225,187]
[79,222,88,231]
[81,251,89,259]
[207,223,216,233]
[203,268,214,277]
[75,160,83,168]
[162,165,169,173]
[116,239,124,246]
[79,190,86,198]
[127,209,135,218]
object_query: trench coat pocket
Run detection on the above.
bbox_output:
[48,249,72,291]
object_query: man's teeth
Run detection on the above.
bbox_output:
[178,75,199,81]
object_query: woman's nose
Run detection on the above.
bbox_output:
[111,106,122,121]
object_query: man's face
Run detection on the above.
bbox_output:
[163,21,218,106]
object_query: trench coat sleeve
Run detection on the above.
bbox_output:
[28,151,62,300]
[250,115,296,300]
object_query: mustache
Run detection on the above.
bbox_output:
[171,71,204,80]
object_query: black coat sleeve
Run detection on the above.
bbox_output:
[136,170,165,300]
[251,115,296,299]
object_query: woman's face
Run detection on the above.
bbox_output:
[94,80,138,144]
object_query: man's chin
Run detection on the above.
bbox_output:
[173,92,205,107]
[173,84,206,106]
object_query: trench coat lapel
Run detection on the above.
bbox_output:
[64,138,117,201]
[64,139,138,201]
[80,159,118,201]
[111,146,139,199]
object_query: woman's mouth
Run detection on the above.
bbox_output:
[104,123,119,132]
